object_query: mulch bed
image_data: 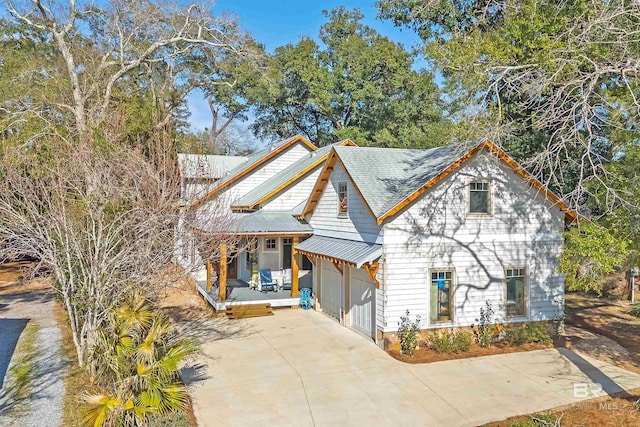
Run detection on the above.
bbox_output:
[388,336,574,364]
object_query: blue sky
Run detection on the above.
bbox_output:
[187,0,423,137]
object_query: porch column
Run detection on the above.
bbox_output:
[291,236,299,297]
[206,259,212,292]
[219,243,227,302]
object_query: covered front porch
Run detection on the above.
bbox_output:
[197,274,312,311]
[197,210,314,311]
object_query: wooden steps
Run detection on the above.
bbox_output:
[226,303,273,319]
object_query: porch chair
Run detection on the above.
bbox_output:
[299,288,312,310]
[258,269,278,292]
[280,268,292,291]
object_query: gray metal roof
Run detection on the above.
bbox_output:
[177,153,247,179]
[232,142,340,208]
[333,143,474,218]
[291,199,307,217]
[296,235,382,268]
[230,211,313,235]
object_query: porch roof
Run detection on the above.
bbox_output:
[296,235,382,268]
[230,210,313,235]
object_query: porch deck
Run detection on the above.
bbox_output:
[196,274,312,311]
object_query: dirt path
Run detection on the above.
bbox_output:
[0,263,65,427]
[566,292,640,371]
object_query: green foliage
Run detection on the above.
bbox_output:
[252,7,450,147]
[83,294,197,427]
[629,304,640,318]
[377,0,639,203]
[427,329,473,353]
[471,300,497,348]
[508,413,562,427]
[148,411,191,427]
[397,310,421,356]
[559,222,629,294]
[505,323,552,345]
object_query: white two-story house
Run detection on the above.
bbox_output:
[296,140,576,347]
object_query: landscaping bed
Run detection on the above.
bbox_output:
[389,338,567,364]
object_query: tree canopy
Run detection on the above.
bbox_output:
[251,7,450,147]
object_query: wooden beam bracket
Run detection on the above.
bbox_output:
[364,262,380,287]
[332,262,344,275]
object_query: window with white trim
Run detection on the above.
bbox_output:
[469,180,491,214]
[264,238,277,251]
[430,270,453,323]
[505,267,527,317]
[337,181,348,217]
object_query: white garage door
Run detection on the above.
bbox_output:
[350,268,375,338]
[320,260,342,321]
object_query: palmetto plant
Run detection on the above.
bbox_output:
[83,294,197,427]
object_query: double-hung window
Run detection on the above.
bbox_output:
[469,181,491,215]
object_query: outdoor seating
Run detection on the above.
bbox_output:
[280,268,292,291]
[258,269,277,292]
[299,288,312,310]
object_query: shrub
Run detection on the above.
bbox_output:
[398,310,421,356]
[505,322,552,345]
[83,294,198,427]
[630,303,640,318]
[471,300,496,348]
[428,329,473,353]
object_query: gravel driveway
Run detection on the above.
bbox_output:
[0,286,65,427]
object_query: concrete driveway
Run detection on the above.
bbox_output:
[186,310,640,427]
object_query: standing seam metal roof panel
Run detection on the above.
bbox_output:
[295,235,382,268]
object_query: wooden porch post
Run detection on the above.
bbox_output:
[206,259,212,292]
[291,236,299,297]
[219,243,227,302]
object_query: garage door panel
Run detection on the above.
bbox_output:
[350,268,375,338]
[320,261,341,320]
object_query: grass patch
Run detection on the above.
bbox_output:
[56,305,92,427]
[2,321,39,416]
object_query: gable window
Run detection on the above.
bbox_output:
[430,270,453,323]
[337,181,348,217]
[505,267,527,317]
[264,238,277,251]
[469,181,491,214]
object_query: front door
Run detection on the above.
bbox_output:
[227,257,237,279]
[282,238,292,269]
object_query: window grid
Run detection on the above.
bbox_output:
[264,238,277,251]
[337,181,348,217]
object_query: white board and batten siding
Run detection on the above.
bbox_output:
[309,162,382,244]
[262,167,322,211]
[206,142,313,212]
[380,153,565,332]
